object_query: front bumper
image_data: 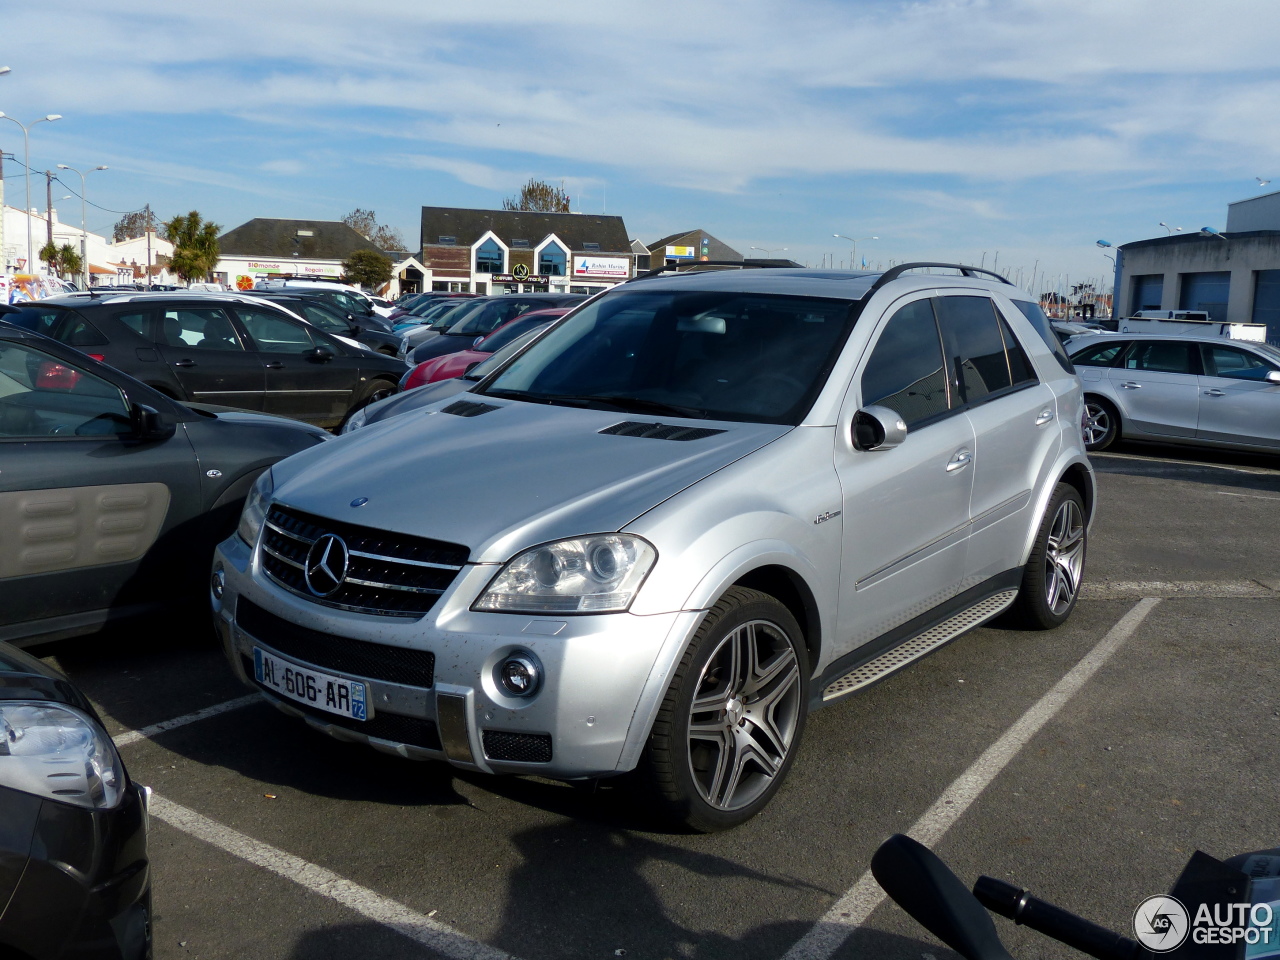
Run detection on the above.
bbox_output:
[0,781,151,960]
[212,535,702,778]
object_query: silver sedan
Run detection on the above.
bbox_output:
[1068,333,1280,453]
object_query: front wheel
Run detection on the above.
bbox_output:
[1005,483,1087,630]
[639,587,809,832]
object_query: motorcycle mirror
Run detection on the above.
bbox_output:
[871,835,1014,960]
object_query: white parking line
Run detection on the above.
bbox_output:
[113,694,259,748]
[148,794,517,960]
[1081,579,1275,599]
[781,597,1161,960]
[1217,490,1280,502]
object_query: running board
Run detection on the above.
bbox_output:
[822,589,1019,702]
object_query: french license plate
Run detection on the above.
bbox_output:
[253,647,368,720]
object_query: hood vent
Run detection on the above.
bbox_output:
[599,421,726,441]
[443,400,501,418]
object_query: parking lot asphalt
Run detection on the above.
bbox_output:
[34,438,1280,960]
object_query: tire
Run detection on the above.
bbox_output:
[1082,396,1119,451]
[338,379,396,432]
[639,586,809,832]
[1005,482,1087,630]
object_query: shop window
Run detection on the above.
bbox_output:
[475,239,504,274]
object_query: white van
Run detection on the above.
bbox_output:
[1121,311,1266,342]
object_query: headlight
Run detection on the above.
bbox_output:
[0,702,125,809]
[474,535,656,614]
[340,405,370,434]
[237,468,273,545]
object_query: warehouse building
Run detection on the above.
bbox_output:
[1116,191,1280,342]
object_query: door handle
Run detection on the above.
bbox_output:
[1204,388,1225,397]
[263,362,284,370]
[1120,381,1142,389]
[946,449,972,472]
[173,359,195,368]
[1035,408,1054,425]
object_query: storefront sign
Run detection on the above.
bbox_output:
[665,245,696,260]
[572,255,630,279]
[236,260,343,278]
[493,273,550,284]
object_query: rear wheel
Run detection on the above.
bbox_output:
[1082,396,1119,451]
[1006,482,1087,630]
[639,586,808,832]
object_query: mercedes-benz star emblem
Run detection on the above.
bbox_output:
[304,533,349,597]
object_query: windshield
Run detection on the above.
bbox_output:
[448,299,531,337]
[479,315,554,353]
[479,289,858,424]
[436,300,487,331]
[1252,341,1280,365]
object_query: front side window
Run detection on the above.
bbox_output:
[0,341,132,439]
[1123,341,1196,375]
[934,296,1013,404]
[539,243,568,277]
[475,239,504,274]
[481,289,859,424]
[158,308,245,352]
[237,309,316,352]
[1202,345,1278,381]
[860,299,950,428]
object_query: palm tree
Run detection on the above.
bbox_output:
[165,211,221,283]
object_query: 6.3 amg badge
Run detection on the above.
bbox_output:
[304,533,349,597]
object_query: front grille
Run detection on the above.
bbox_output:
[599,421,726,441]
[260,504,468,617]
[238,597,435,687]
[482,730,553,763]
[241,654,442,750]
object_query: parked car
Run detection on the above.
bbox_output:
[215,262,1094,831]
[0,320,333,645]
[247,292,402,356]
[341,327,548,434]
[254,278,396,320]
[397,298,491,355]
[0,643,151,959]
[402,310,565,389]
[3,293,406,428]
[408,293,585,365]
[1068,332,1280,452]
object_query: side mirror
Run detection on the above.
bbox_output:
[473,336,484,348]
[131,403,176,442]
[348,323,362,335]
[306,346,335,363]
[853,404,908,451]
[1267,370,1280,385]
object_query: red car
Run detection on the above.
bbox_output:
[401,308,566,390]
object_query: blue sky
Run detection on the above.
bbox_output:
[3,0,1278,295]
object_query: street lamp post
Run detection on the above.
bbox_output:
[749,245,788,259]
[834,234,877,271]
[0,112,62,277]
[57,163,107,290]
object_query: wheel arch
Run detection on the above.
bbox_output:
[1019,453,1097,566]
[731,564,822,672]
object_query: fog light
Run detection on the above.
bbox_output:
[211,565,225,601]
[498,654,541,698]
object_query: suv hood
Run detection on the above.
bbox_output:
[270,398,788,562]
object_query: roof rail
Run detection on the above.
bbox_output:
[628,260,796,283]
[864,262,1014,298]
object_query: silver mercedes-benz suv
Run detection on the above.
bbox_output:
[211,262,1095,831]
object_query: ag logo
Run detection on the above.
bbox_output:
[304,533,349,597]
[512,263,530,281]
[1133,895,1190,953]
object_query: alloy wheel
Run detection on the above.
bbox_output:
[686,620,802,811]
[1044,498,1085,615]
[1082,402,1111,446]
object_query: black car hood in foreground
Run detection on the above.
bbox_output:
[272,397,789,563]
[0,642,94,713]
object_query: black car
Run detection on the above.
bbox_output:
[246,292,402,356]
[0,643,150,959]
[408,293,585,364]
[3,294,405,427]
[254,286,396,332]
[0,321,334,645]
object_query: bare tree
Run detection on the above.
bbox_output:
[502,178,570,213]
[341,209,406,250]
